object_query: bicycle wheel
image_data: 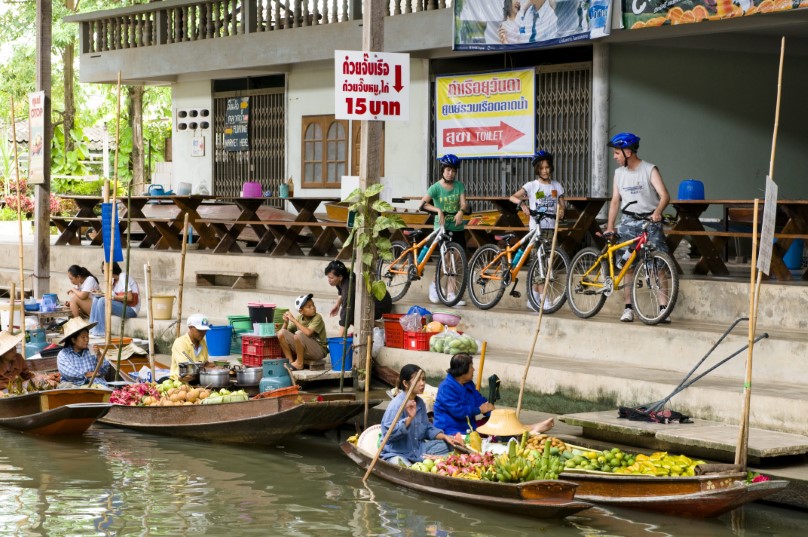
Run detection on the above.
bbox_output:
[467,244,508,310]
[631,250,679,325]
[566,247,608,318]
[526,246,571,314]
[435,241,468,307]
[375,240,412,302]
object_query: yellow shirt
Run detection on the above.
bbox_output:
[170,333,209,379]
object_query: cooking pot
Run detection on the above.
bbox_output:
[236,367,263,386]
[178,361,201,382]
[199,368,231,388]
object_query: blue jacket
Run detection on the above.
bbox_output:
[432,374,488,436]
[380,392,443,463]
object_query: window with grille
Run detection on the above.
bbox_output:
[302,115,347,188]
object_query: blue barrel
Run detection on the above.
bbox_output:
[677,179,705,200]
[328,337,353,371]
[206,325,233,356]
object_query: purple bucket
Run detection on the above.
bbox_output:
[242,182,263,198]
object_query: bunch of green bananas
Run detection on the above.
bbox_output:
[485,436,563,483]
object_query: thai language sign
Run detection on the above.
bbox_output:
[335,50,410,121]
[28,91,46,185]
[623,0,805,29]
[454,0,612,51]
[224,97,249,152]
[436,69,535,158]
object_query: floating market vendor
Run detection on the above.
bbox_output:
[57,317,110,386]
[433,353,554,436]
[170,313,213,381]
[0,331,59,393]
[380,364,465,466]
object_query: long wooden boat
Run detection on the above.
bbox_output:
[560,468,788,518]
[99,393,376,444]
[324,201,528,227]
[341,442,591,519]
[0,388,112,435]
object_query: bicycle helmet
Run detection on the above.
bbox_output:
[438,154,461,169]
[531,150,554,172]
[607,132,640,150]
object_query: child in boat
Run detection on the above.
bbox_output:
[380,364,465,467]
[277,294,328,371]
[0,331,59,393]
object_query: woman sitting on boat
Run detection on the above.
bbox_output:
[65,264,100,319]
[57,318,110,386]
[433,353,554,436]
[380,364,465,466]
[0,331,59,393]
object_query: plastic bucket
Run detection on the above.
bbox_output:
[273,308,288,324]
[227,315,253,332]
[206,325,233,356]
[677,179,705,200]
[328,337,353,371]
[152,295,175,320]
[247,303,276,324]
[242,182,263,198]
[178,182,192,195]
[783,239,804,270]
[253,322,275,336]
[278,184,290,198]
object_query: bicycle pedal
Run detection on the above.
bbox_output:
[510,290,521,298]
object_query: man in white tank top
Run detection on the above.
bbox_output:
[605,133,671,323]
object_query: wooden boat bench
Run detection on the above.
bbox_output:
[195,271,258,289]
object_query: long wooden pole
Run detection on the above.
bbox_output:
[10,98,26,356]
[475,341,487,390]
[363,334,372,429]
[145,263,156,381]
[9,283,15,333]
[175,213,190,338]
[516,209,562,416]
[363,369,423,482]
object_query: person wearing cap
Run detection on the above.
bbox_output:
[278,294,328,370]
[57,317,110,386]
[433,353,554,436]
[325,260,393,337]
[170,313,213,381]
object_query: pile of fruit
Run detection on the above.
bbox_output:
[429,333,478,354]
[110,380,249,406]
[526,433,568,455]
[410,452,495,479]
[562,447,704,477]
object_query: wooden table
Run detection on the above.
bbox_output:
[53,195,103,246]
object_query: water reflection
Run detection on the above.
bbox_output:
[0,427,805,536]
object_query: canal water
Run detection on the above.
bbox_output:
[0,427,805,536]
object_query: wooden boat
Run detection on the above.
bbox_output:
[324,201,527,227]
[0,388,112,435]
[560,468,788,518]
[341,442,591,519]
[99,392,377,444]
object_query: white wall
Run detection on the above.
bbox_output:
[171,81,214,195]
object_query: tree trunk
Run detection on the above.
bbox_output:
[128,85,145,194]
[62,39,74,154]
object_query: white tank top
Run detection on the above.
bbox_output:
[615,160,659,215]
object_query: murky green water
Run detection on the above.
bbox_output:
[0,426,805,536]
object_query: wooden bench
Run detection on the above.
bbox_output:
[197,219,350,257]
[195,271,258,289]
[51,216,103,245]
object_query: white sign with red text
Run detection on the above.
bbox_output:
[335,50,409,121]
[28,91,46,185]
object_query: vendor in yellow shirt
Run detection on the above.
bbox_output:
[170,313,214,381]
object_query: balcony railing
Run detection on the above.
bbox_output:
[77,0,451,54]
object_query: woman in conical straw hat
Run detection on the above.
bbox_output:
[0,331,58,392]
[57,317,110,386]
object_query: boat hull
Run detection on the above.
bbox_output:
[99,393,373,444]
[341,442,591,519]
[0,389,112,436]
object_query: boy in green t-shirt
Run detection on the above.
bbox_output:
[278,294,328,370]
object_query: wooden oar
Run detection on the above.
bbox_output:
[176,213,190,338]
[145,263,156,381]
[475,341,487,390]
[363,369,423,483]
[8,282,15,333]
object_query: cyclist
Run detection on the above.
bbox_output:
[509,150,566,311]
[605,132,671,323]
[420,154,469,306]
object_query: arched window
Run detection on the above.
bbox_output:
[302,115,347,188]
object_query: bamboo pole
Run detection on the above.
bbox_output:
[363,369,423,482]
[175,213,190,338]
[8,283,15,333]
[516,209,562,416]
[363,334,372,429]
[475,341,487,390]
[10,97,26,356]
[145,263,156,381]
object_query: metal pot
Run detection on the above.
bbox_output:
[236,367,263,386]
[199,368,231,388]
[178,361,201,382]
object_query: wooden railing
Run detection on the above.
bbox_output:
[77,0,452,54]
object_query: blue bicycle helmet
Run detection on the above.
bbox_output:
[531,150,554,171]
[438,154,461,169]
[607,132,640,150]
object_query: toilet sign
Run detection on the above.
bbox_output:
[335,50,409,121]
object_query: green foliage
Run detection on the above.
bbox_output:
[0,207,21,222]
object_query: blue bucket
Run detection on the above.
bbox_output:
[782,239,804,270]
[206,325,233,356]
[677,179,705,200]
[327,337,353,371]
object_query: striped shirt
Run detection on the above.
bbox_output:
[57,346,109,386]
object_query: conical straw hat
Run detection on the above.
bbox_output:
[0,331,24,356]
[59,317,98,344]
[475,408,529,437]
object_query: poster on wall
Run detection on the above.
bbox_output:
[224,97,249,151]
[28,91,46,185]
[436,69,535,159]
[623,0,807,29]
[454,0,612,51]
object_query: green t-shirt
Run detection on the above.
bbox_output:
[289,312,328,352]
[427,181,466,232]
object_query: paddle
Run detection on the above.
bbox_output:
[362,369,423,483]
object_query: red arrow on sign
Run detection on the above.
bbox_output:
[393,65,404,93]
[443,122,525,150]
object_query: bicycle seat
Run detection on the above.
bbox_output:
[494,233,516,242]
[403,229,425,240]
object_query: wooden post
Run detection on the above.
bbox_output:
[516,210,562,416]
[176,213,190,338]
[9,283,15,333]
[9,98,26,355]
[145,263,156,381]
[475,341,487,390]
[34,0,52,297]
[363,369,423,483]
[363,334,372,429]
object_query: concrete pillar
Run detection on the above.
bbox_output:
[591,42,609,198]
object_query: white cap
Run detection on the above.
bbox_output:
[187,313,211,331]
[295,294,314,311]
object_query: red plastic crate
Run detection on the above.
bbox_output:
[241,353,265,368]
[382,314,405,349]
[403,331,435,351]
[242,335,282,357]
